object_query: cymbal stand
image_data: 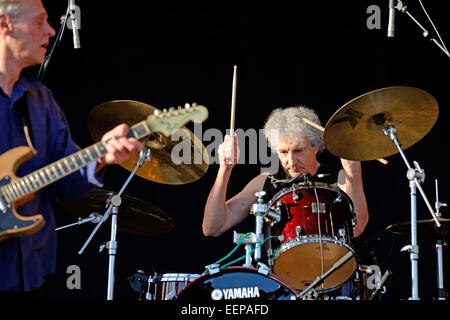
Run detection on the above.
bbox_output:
[78,148,152,300]
[383,126,441,300]
[434,179,447,300]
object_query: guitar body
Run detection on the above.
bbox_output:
[0,146,45,242]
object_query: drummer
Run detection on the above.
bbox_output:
[202,106,369,238]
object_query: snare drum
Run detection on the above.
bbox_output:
[268,182,357,292]
[146,273,200,300]
[176,267,298,300]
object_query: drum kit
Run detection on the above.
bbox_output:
[57,86,447,301]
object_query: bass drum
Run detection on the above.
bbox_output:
[176,267,298,300]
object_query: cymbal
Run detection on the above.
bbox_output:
[88,100,209,185]
[324,87,439,161]
[57,189,174,236]
[386,218,450,239]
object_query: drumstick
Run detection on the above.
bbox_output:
[302,117,388,165]
[226,66,237,165]
[230,65,237,135]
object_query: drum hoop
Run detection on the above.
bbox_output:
[153,273,200,282]
[272,236,355,259]
[176,266,298,296]
[267,182,355,218]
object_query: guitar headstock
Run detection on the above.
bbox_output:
[145,103,208,137]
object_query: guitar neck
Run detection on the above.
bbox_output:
[1,120,151,203]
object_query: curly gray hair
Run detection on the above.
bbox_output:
[0,0,22,19]
[263,105,324,153]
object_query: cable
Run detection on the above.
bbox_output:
[37,6,70,82]
[202,234,280,275]
[202,232,252,275]
[220,236,280,269]
[418,0,448,54]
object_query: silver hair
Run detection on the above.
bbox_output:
[263,105,324,153]
[0,0,22,19]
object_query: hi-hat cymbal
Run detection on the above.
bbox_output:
[386,218,450,239]
[57,189,174,236]
[88,100,209,185]
[324,87,439,161]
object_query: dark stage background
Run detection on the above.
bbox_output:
[36,0,449,300]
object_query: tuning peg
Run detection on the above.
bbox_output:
[169,107,175,112]
[184,103,191,109]
[153,110,161,116]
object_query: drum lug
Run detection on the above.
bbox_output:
[338,228,346,240]
[205,264,220,275]
[257,262,271,275]
[295,225,303,238]
[267,249,274,267]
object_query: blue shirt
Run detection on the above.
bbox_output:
[0,74,103,292]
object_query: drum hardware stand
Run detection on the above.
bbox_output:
[297,251,355,300]
[231,191,281,268]
[393,0,450,59]
[55,212,102,231]
[434,179,447,300]
[78,147,152,300]
[369,269,392,300]
[383,125,441,300]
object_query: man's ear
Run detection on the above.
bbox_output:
[0,14,12,33]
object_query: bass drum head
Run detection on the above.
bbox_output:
[176,267,298,301]
[273,236,357,292]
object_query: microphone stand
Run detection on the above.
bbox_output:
[55,212,102,231]
[37,4,72,82]
[394,0,450,58]
[297,251,355,300]
[78,148,151,300]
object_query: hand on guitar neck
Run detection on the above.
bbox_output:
[95,124,144,173]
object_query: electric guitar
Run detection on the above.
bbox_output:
[0,103,208,242]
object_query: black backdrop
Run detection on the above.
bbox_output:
[37,0,449,300]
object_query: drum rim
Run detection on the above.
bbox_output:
[176,266,298,297]
[272,235,355,257]
[151,273,200,282]
[267,182,355,218]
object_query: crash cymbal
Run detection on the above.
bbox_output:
[88,100,209,185]
[324,87,439,161]
[386,218,450,239]
[57,189,174,236]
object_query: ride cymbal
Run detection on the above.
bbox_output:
[57,189,174,236]
[387,218,450,239]
[88,100,209,185]
[324,87,439,161]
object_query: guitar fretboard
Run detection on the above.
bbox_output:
[0,120,151,204]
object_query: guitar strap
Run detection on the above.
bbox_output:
[15,90,37,155]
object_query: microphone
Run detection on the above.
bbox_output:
[67,0,81,48]
[388,0,396,37]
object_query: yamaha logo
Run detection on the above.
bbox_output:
[210,287,261,300]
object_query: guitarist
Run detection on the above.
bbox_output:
[0,0,143,298]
